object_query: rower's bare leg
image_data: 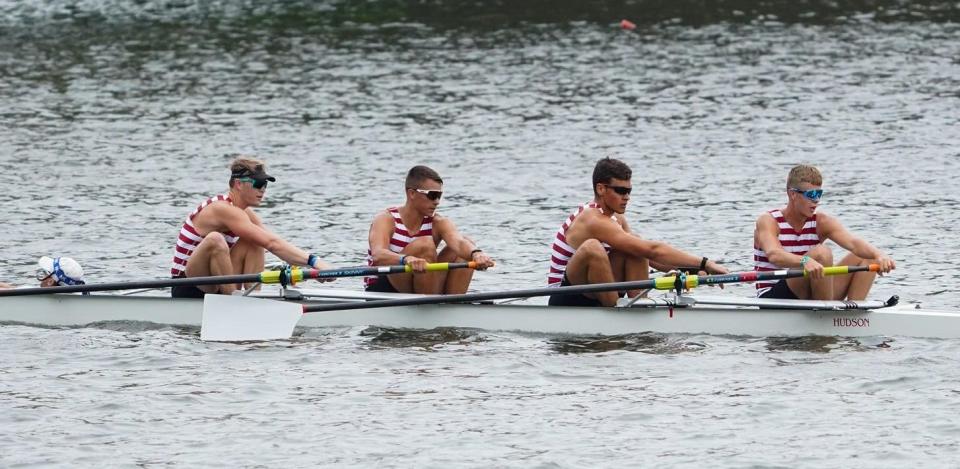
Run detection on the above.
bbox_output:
[609,250,649,298]
[184,233,235,294]
[833,253,876,301]
[386,237,440,294]
[565,239,618,307]
[788,244,834,300]
[439,239,474,294]
[230,238,265,290]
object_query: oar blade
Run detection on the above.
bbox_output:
[200,294,303,342]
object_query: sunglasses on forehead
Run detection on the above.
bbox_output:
[409,188,443,201]
[790,187,823,201]
[237,177,268,189]
[602,184,632,195]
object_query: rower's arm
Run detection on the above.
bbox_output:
[593,218,725,274]
[755,212,804,267]
[368,212,403,266]
[218,205,331,270]
[434,217,495,269]
[818,213,895,272]
[620,219,671,272]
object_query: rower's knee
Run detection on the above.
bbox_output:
[200,232,230,254]
[579,239,608,260]
[406,237,438,261]
[807,244,833,266]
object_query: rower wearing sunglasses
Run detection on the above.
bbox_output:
[547,158,730,307]
[753,164,895,300]
[169,156,334,298]
[365,165,495,294]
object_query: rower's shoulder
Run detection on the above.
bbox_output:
[755,209,778,224]
[428,213,454,231]
[754,212,779,237]
[577,206,603,219]
[372,208,393,220]
[197,198,241,218]
[812,210,838,227]
[812,210,833,220]
[574,208,622,231]
[245,207,263,225]
[370,209,396,226]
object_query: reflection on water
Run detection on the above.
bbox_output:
[362,326,486,348]
[764,335,858,353]
[548,332,707,354]
[1,0,958,29]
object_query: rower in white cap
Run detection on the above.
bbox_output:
[36,256,86,287]
[0,256,86,289]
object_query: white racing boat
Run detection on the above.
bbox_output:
[1,287,957,339]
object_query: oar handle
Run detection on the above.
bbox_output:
[654,264,880,290]
[810,264,879,277]
[285,261,477,282]
[0,262,480,297]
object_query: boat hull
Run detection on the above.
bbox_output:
[2,292,958,339]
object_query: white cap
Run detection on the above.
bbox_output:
[38,256,85,286]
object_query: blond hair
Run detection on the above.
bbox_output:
[228,156,266,187]
[787,164,822,188]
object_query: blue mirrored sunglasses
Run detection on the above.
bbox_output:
[237,177,268,189]
[790,188,823,201]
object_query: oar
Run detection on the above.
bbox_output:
[0,262,477,297]
[200,264,878,341]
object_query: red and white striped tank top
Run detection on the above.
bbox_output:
[364,207,434,287]
[547,202,612,286]
[753,209,820,293]
[170,194,239,277]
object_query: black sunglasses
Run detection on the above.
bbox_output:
[237,177,269,189]
[603,184,632,195]
[410,188,443,201]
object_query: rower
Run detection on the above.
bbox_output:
[169,156,334,298]
[753,164,895,300]
[547,157,729,307]
[0,256,86,290]
[365,165,495,294]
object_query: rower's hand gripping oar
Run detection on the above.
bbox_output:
[200,264,879,342]
[199,261,478,341]
[0,262,477,297]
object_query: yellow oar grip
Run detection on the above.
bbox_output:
[803,264,879,277]
[259,268,307,284]
[404,262,449,273]
[653,276,673,290]
[260,270,282,284]
[653,275,699,290]
[822,266,850,276]
[402,262,478,273]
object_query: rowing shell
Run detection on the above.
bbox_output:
[1,288,957,339]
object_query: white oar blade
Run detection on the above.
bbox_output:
[201,294,303,342]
